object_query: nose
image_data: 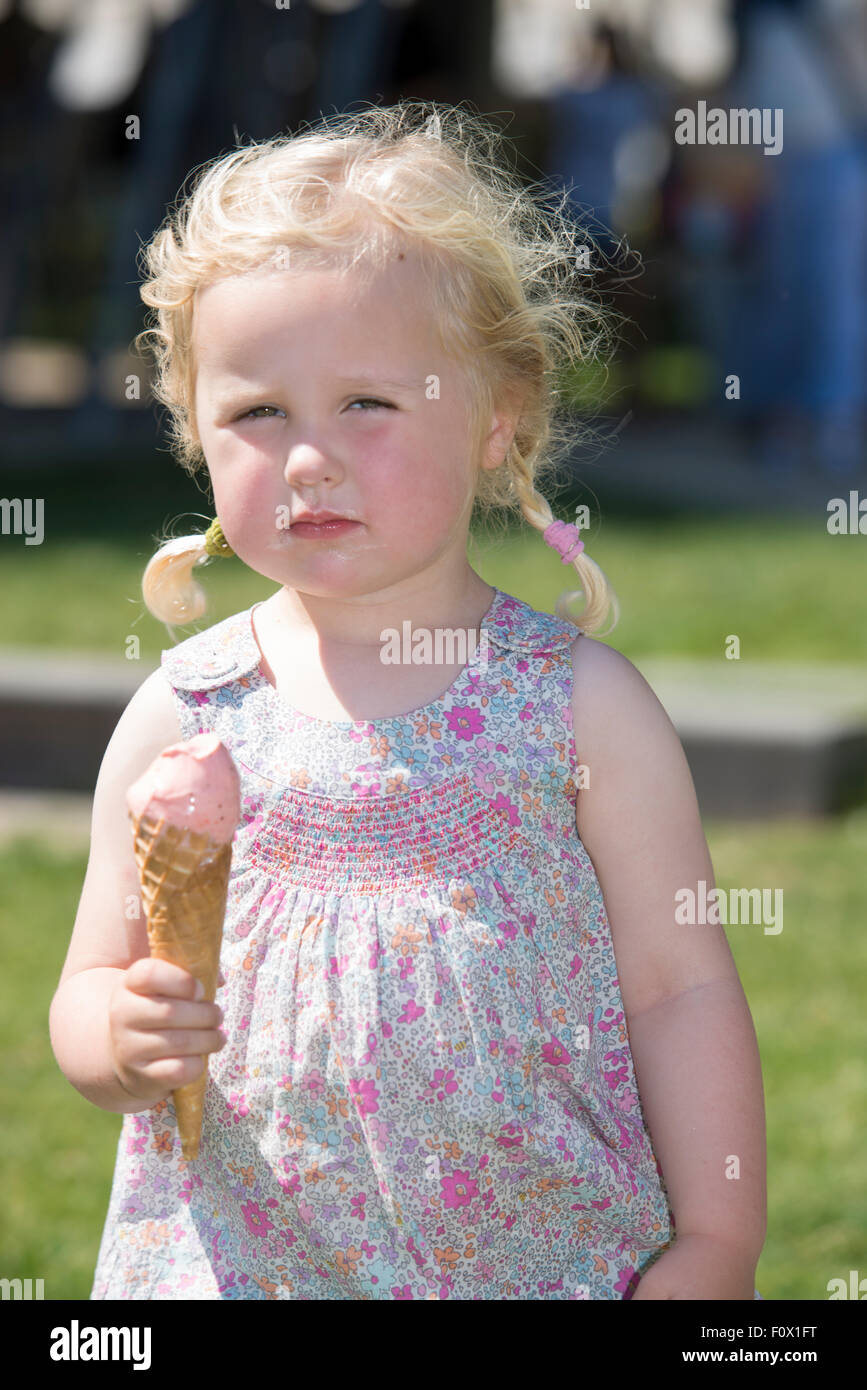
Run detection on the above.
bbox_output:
[283,443,343,490]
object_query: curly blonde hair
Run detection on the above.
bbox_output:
[135,100,620,635]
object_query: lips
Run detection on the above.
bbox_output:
[289,514,361,539]
[290,511,352,525]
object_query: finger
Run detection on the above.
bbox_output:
[146,1054,207,1089]
[217,969,226,988]
[133,998,223,1031]
[140,1027,226,1060]
[126,956,205,1001]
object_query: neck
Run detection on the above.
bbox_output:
[260,568,496,651]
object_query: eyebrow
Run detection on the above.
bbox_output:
[325,375,424,390]
[215,374,422,391]
[208,374,424,410]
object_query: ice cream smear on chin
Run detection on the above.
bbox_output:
[126,733,241,842]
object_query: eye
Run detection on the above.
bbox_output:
[347,398,391,411]
[241,405,284,420]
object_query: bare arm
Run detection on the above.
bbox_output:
[571,637,767,1285]
[49,669,224,1113]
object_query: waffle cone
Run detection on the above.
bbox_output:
[130,810,233,1160]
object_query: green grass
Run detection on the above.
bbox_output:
[1,515,866,665]
[0,840,122,1300]
[3,810,865,1300]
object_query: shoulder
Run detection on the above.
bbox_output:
[570,634,683,766]
[92,668,185,830]
[569,636,697,851]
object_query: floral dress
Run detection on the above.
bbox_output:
[91,586,758,1300]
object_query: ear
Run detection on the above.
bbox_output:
[479,389,525,472]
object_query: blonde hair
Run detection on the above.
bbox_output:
[135,100,621,635]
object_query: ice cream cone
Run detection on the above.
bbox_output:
[130,810,233,1160]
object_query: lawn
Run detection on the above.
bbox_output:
[1,503,866,665]
[2,808,865,1301]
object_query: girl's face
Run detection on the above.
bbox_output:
[192,252,508,607]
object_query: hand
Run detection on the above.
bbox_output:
[630,1232,758,1300]
[108,957,226,1106]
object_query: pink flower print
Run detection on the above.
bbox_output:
[226,1092,250,1123]
[472,760,498,796]
[616,1086,639,1115]
[503,1034,521,1062]
[496,1123,524,1149]
[441,1170,479,1209]
[398,997,425,1024]
[616,1265,640,1299]
[542,1038,571,1068]
[127,1165,147,1191]
[444,706,485,741]
[277,1169,302,1197]
[430,1067,458,1100]
[241,1201,274,1237]
[604,1064,629,1090]
[350,1192,367,1221]
[350,780,379,797]
[490,793,520,827]
[393,1284,414,1299]
[349,1076,380,1116]
[191,691,210,707]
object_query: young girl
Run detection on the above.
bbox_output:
[50,102,766,1300]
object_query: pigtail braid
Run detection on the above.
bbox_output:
[141,532,213,632]
[509,451,619,637]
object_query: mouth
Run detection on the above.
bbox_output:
[289,514,362,539]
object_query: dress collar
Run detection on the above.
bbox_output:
[160,587,580,692]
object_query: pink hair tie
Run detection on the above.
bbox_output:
[543,519,584,564]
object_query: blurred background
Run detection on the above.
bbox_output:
[0,0,865,1301]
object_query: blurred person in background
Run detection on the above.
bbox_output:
[729,0,867,478]
[545,22,661,252]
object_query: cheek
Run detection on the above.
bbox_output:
[368,443,472,529]
[206,454,278,538]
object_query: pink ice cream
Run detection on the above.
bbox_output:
[126,733,241,843]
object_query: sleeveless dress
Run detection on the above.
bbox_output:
[91,586,757,1300]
